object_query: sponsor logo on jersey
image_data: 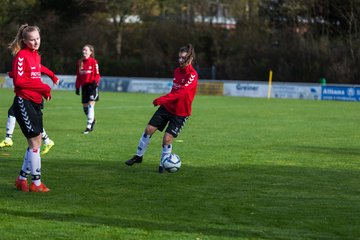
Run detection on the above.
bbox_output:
[79,69,93,74]
[31,71,41,78]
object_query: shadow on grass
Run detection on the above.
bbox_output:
[0,157,359,239]
[0,207,250,238]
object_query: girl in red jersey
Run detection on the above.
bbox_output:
[9,24,58,192]
[125,44,198,173]
[0,70,58,154]
[75,44,100,134]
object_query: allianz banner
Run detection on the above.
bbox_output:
[321,86,360,101]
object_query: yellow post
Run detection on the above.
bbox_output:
[267,70,273,99]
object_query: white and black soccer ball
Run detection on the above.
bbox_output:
[161,153,181,173]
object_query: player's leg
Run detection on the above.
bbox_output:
[82,100,91,134]
[125,106,169,166]
[162,133,174,157]
[84,101,95,133]
[15,149,31,192]
[83,84,99,134]
[159,115,188,173]
[27,135,49,192]
[81,85,91,134]
[0,105,16,148]
[90,102,96,131]
[40,128,55,155]
[158,133,175,173]
[13,96,49,192]
[89,85,99,131]
[125,124,157,166]
[83,102,89,116]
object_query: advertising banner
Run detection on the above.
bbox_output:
[271,84,321,100]
[224,82,268,98]
[321,86,360,101]
[3,73,359,102]
[197,82,224,95]
[5,75,130,92]
[224,82,321,100]
[127,79,172,93]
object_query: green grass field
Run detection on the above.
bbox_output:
[0,88,359,239]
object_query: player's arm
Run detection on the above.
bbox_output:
[153,72,198,106]
[41,64,59,85]
[92,59,100,86]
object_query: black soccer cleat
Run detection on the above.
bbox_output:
[83,128,92,134]
[158,165,165,174]
[125,155,143,166]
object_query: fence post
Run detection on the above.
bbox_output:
[211,65,216,80]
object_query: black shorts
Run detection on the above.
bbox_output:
[81,83,99,103]
[12,96,43,139]
[148,106,189,138]
[8,98,44,117]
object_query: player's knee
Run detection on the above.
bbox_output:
[145,125,156,135]
[163,133,173,145]
[28,134,42,149]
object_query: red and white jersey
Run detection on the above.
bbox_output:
[153,64,198,117]
[12,47,51,104]
[75,57,100,89]
[9,66,58,84]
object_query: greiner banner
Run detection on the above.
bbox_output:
[224,82,269,98]
[224,82,321,100]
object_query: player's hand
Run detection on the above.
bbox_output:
[44,93,51,101]
[53,75,59,85]
[7,71,13,78]
[153,99,159,106]
[75,88,80,95]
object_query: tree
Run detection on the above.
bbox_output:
[102,0,134,58]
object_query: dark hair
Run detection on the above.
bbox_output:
[179,43,195,66]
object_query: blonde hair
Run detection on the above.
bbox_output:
[8,24,40,56]
[79,44,95,71]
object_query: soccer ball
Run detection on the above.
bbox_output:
[161,153,181,173]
